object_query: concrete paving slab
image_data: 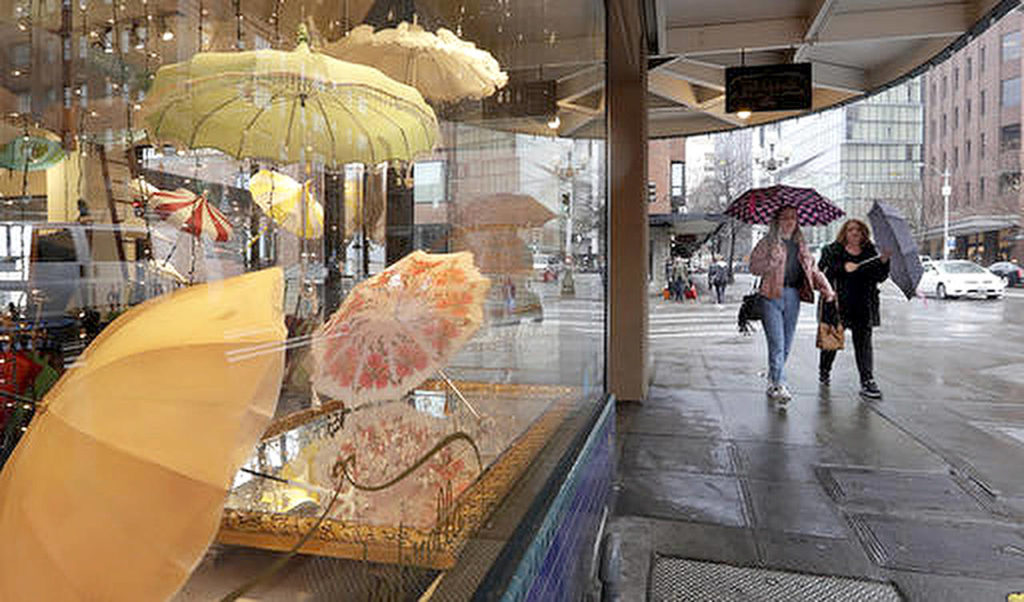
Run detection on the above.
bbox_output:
[745,479,850,539]
[848,514,1024,579]
[754,530,883,580]
[819,467,991,518]
[621,434,735,475]
[732,441,848,483]
[616,470,747,527]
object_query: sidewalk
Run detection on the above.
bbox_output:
[608,303,1024,601]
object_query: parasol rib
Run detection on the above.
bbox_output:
[312,97,339,166]
[187,95,248,151]
[318,92,381,165]
[235,91,286,158]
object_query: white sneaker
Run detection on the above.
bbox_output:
[766,383,779,399]
[776,384,792,403]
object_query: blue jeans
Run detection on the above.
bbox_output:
[761,287,801,385]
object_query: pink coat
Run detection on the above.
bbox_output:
[749,236,834,303]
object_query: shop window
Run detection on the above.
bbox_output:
[1003,31,1021,61]
[1002,77,1021,107]
[1001,124,1020,150]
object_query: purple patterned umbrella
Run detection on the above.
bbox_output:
[724,185,845,226]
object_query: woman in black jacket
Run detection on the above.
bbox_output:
[817,219,890,399]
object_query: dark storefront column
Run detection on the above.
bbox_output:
[385,164,414,266]
[323,170,345,315]
[607,0,649,402]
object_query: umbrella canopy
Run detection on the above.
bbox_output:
[454,193,556,229]
[325,22,508,103]
[248,169,325,239]
[455,228,534,275]
[0,135,65,171]
[0,268,287,601]
[725,184,845,226]
[139,28,439,167]
[868,200,924,300]
[149,185,234,242]
[311,250,490,406]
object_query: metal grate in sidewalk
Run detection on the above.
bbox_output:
[649,556,902,602]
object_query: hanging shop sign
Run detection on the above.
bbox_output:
[725,63,812,113]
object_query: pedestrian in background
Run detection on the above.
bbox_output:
[817,218,890,400]
[749,206,836,404]
[708,257,729,304]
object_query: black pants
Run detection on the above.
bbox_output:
[819,322,874,384]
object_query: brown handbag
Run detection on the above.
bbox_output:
[816,299,845,351]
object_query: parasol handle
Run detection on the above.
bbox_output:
[437,368,480,419]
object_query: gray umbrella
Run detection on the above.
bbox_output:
[867,200,924,300]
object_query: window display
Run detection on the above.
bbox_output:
[0,0,606,598]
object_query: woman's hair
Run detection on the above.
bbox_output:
[767,205,804,245]
[834,218,872,245]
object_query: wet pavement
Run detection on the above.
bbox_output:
[611,286,1024,601]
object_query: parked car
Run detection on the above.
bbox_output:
[987,261,1024,287]
[917,260,1006,299]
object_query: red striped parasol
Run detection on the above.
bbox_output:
[151,188,233,242]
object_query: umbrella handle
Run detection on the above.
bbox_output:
[437,368,480,419]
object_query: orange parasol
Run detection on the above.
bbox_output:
[0,268,286,601]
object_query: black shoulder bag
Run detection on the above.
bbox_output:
[738,278,763,334]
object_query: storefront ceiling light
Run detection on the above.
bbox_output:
[737,110,752,120]
[547,115,560,129]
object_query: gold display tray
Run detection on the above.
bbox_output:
[216,382,577,570]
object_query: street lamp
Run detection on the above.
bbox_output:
[918,162,952,260]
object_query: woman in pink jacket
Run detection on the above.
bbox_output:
[749,206,835,404]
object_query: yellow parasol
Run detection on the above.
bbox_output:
[139,27,439,167]
[248,169,325,239]
[0,268,287,601]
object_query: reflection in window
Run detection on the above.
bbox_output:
[1001,124,1020,151]
[1003,31,1021,61]
[1003,78,1021,107]
[670,161,684,205]
[413,160,445,206]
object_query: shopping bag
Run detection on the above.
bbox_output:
[816,299,845,350]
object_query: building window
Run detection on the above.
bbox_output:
[953,146,959,168]
[1003,31,1021,62]
[1002,77,1021,107]
[670,160,684,202]
[980,132,986,158]
[413,160,446,205]
[930,119,936,139]
[999,171,1021,194]
[942,151,947,168]
[966,139,972,165]
[930,81,936,102]
[954,106,959,129]
[942,114,947,136]
[965,181,971,205]
[954,66,960,90]
[981,44,986,72]
[942,75,948,97]
[980,90,986,115]
[1001,124,1021,150]
[966,98,972,122]
[967,56,973,81]
[980,176,985,197]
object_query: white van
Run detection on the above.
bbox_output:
[0,222,184,321]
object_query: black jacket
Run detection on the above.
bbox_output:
[818,241,890,327]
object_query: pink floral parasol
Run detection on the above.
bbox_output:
[311,250,490,406]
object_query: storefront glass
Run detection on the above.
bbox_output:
[0,0,606,598]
